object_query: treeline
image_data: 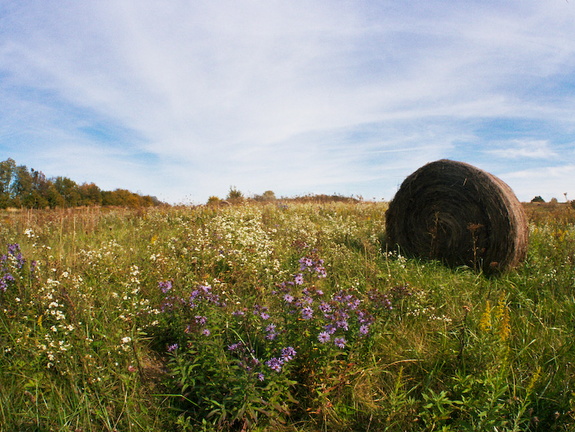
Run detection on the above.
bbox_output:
[0,158,163,209]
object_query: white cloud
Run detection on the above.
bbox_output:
[485,140,558,159]
[1,1,575,203]
[503,164,575,202]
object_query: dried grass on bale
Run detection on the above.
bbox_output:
[385,159,528,274]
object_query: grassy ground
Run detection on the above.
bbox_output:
[0,202,574,431]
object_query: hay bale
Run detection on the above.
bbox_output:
[385,159,528,273]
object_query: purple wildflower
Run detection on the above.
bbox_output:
[318,331,331,343]
[302,296,313,305]
[265,357,284,373]
[202,329,211,336]
[334,337,346,349]
[294,273,304,285]
[167,343,178,352]
[283,294,294,303]
[325,324,338,334]
[159,280,172,293]
[260,312,270,320]
[299,257,313,270]
[281,346,297,362]
[195,315,207,325]
[301,306,313,320]
[228,342,242,351]
[265,324,278,340]
[359,324,370,335]
[257,373,265,381]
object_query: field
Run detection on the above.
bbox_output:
[1,202,574,431]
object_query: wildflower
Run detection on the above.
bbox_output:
[260,312,270,320]
[359,324,370,335]
[301,306,314,320]
[299,257,313,270]
[121,336,132,344]
[283,294,294,303]
[167,343,178,352]
[159,280,172,293]
[257,373,265,381]
[479,300,492,332]
[319,302,332,314]
[334,337,346,349]
[228,342,242,351]
[202,329,211,336]
[318,331,331,343]
[265,323,278,340]
[265,357,284,373]
[325,324,337,334]
[281,346,297,362]
[294,273,304,285]
[195,315,207,325]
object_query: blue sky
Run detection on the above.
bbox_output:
[1,0,574,204]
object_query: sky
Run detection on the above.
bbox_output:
[1,0,574,204]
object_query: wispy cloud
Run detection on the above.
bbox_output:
[1,1,575,203]
[485,140,558,159]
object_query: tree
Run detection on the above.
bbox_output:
[226,186,244,203]
[12,165,34,207]
[253,190,276,202]
[0,158,16,208]
[54,176,81,207]
[531,196,545,203]
[78,183,102,206]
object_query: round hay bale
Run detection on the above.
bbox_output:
[385,159,528,273]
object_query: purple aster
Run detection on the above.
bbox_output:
[319,302,332,314]
[325,324,337,334]
[228,342,242,351]
[265,324,278,340]
[334,337,346,349]
[195,315,207,325]
[167,343,179,352]
[301,307,313,320]
[260,312,270,320]
[318,332,331,343]
[159,280,172,293]
[302,296,313,305]
[294,273,304,285]
[202,329,211,336]
[265,357,284,373]
[281,346,297,362]
[359,324,370,335]
[257,373,265,381]
[283,294,294,303]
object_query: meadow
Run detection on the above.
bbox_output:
[0,201,574,431]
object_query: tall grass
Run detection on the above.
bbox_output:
[1,202,574,431]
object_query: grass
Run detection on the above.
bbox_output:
[0,201,574,431]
